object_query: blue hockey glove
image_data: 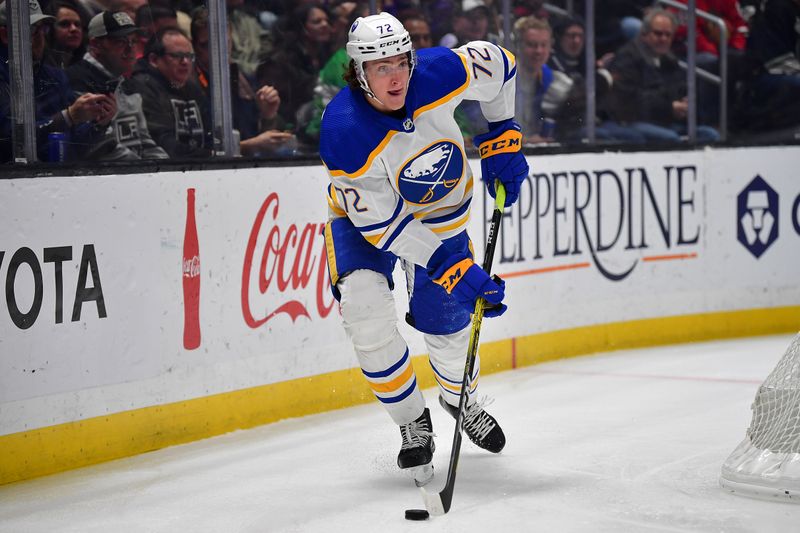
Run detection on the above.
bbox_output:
[473,119,529,207]
[428,252,507,317]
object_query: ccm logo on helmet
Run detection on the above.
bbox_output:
[380,39,401,48]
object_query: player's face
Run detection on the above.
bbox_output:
[364,54,410,113]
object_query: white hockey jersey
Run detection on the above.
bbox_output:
[319,42,517,269]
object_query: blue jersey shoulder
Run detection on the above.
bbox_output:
[408,47,468,111]
[320,87,392,175]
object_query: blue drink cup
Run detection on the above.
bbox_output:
[48,132,67,162]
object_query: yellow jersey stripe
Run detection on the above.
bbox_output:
[327,195,346,217]
[328,131,399,179]
[429,212,470,234]
[365,231,386,246]
[324,221,339,286]
[413,54,471,119]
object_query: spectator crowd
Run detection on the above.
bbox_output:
[1,0,798,164]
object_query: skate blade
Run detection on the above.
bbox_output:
[407,463,434,487]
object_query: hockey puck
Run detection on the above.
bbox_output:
[404,509,430,521]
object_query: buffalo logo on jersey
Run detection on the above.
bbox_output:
[396,141,464,205]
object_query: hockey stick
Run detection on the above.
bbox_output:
[419,181,506,516]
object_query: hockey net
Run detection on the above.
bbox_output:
[720,333,800,502]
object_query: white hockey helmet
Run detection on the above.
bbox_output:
[346,12,415,97]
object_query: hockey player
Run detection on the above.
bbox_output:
[320,12,528,485]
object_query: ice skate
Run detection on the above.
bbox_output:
[439,395,505,453]
[397,408,435,486]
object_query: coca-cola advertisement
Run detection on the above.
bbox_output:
[183,188,201,350]
[241,191,336,329]
[187,168,358,384]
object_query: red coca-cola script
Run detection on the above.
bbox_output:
[242,192,335,328]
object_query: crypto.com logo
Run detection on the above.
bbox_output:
[737,175,779,258]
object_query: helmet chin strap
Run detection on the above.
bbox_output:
[356,64,413,110]
[356,68,387,107]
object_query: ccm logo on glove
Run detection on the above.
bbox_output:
[478,129,522,157]
[428,249,507,317]
[473,120,529,208]
[435,257,473,293]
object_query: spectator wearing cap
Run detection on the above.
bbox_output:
[0,0,116,163]
[109,0,147,22]
[67,10,168,159]
[128,27,211,158]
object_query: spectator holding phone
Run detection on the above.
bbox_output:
[0,0,114,163]
[67,11,168,160]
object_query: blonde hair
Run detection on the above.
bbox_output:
[513,16,552,42]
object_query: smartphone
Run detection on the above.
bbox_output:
[101,79,120,95]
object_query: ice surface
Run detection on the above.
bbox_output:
[2,335,800,532]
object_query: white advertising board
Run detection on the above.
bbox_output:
[474,147,800,342]
[1,146,798,435]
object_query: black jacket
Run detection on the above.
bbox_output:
[128,62,212,159]
[607,39,686,125]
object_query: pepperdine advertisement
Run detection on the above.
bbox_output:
[1,146,798,438]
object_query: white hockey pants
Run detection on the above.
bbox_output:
[338,269,480,426]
